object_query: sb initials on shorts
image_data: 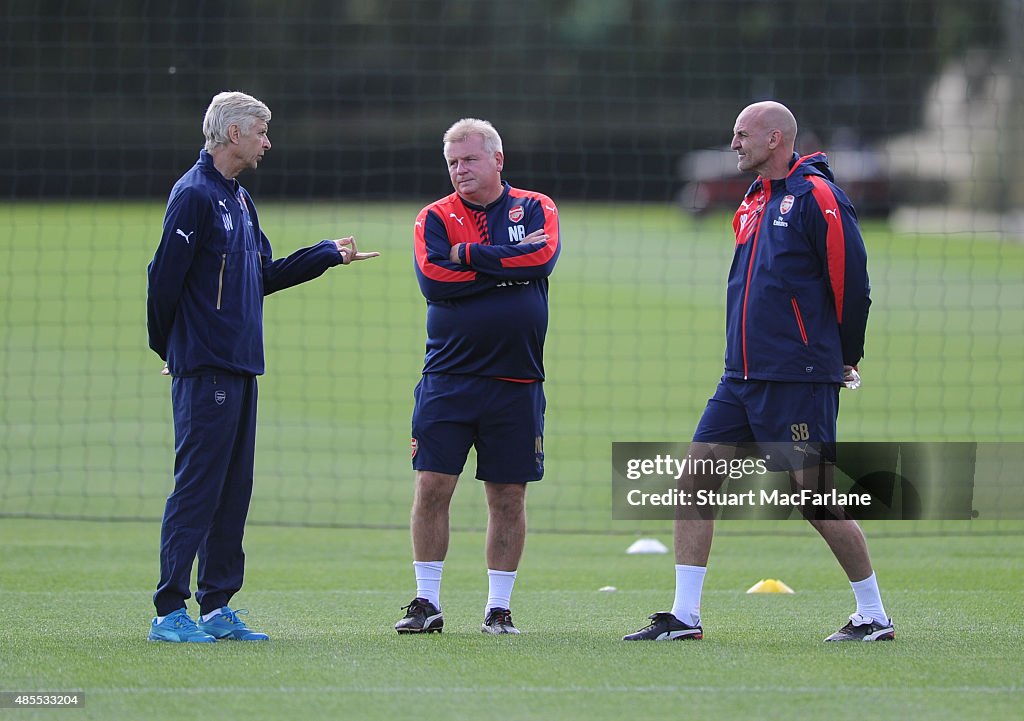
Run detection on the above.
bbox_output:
[694,377,839,445]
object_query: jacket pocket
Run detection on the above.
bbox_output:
[216,254,226,310]
[790,297,809,346]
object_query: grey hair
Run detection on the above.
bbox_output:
[442,118,503,156]
[203,91,271,152]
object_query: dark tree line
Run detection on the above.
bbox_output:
[0,0,1006,199]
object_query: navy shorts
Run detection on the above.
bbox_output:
[411,373,545,483]
[693,377,839,467]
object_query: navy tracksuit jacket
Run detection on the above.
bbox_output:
[148,150,342,376]
[147,150,343,615]
[726,152,871,383]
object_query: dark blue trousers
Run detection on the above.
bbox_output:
[154,374,258,616]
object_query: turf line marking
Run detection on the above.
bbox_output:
[97,685,1022,696]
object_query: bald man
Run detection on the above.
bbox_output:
[624,101,893,643]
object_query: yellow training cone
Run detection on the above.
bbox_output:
[746,578,795,594]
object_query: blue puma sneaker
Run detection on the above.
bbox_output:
[148,608,216,643]
[198,607,269,641]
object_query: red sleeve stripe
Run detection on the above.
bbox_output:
[807,176,846,322]
[500,235,558,268]
[415,209,477,283]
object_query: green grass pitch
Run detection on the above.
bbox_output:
[1,519,1022,720]
[0,200,1022,719]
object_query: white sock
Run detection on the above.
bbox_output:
[200,608,225,622]
[850,572,888,623]
[414,560,444,607]
[486,569,518,612]
[671,564,707,627]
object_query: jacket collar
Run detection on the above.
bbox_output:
[197,149,241,195]
[784,151,833,195]
[458,181,510,212]
[742,152,834,200]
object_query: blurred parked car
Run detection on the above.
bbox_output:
[678,147,893,218]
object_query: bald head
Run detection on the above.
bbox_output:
[731,101,799,179]
[745,101,798,147]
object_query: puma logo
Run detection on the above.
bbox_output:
[449,213,465,226]
[218,200,229,212]
[175,229,194,243]
[825,209,838,220]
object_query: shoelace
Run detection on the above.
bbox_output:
[640,613,676,630]
[488,609,513,626]
[400,600,428,616]
[221,608,251,626]
[172,612,200,630]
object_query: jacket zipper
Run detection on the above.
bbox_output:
[216,254,226,309]
[791,297,809,345]
[740,185,770,379]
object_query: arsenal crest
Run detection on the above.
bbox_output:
[508,206,524,223]
[780,195,795,215]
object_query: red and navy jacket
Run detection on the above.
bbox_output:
[725,152,871,384]
[413,181,561,380]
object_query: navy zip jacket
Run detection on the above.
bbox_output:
[413,182,561,380]
[725,152,871,383]
[147,150,343,376]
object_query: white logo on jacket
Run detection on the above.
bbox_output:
[175,229,194,243]
[449,213,465,226]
